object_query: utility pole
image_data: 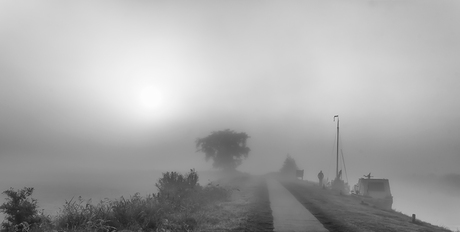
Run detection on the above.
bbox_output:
[334,115,339,180]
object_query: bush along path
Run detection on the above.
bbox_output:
[0,169,232,232]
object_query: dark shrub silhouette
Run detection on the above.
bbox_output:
[280,154,299,179]
[0,187,40,231]
[196,129,250,171]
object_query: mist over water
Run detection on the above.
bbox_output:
[391,176,460,230]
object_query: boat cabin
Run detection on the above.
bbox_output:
[353,178,393,209]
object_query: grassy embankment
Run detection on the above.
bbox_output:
[186,173,273,231]
[1,171,272,232]
[281,179,454,232]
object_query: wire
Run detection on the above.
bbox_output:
[338,127,349,183]
[341,149,349,183]
[326,131,336,181]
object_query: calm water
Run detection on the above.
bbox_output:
[391,179,460,231]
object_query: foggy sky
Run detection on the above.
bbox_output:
[1,1,460,185]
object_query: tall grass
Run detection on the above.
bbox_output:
[1,169,230,232]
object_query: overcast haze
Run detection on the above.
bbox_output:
[1,1,459,229]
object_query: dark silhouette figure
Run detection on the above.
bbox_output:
[338,169,342,180]
[364,172,373,179]
[318,170,324,186]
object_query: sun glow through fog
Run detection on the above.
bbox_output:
[130,85,168,122]
[138,86,163,112]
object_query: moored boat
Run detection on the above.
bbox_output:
[352,173,393,210]
[328,115,393,209]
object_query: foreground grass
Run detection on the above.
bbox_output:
[1,171,274,232]
[281,179,453,232]
[194,174,273,231]
[1,170,236,232]
[43,186,229,231]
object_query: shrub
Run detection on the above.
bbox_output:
[54,196,115,232]
[155,169,201,207]
[110,193,160,230]
[0,187,41,231]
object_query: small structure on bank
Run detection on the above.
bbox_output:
[296,169,304,180]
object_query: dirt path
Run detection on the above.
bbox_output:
[267,178,329,232]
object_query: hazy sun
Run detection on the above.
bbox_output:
[138,86,163,113]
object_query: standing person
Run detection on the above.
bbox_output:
[318,170,324,187]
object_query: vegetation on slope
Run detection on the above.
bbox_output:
[0,169,231,232]
[281,180,454,232]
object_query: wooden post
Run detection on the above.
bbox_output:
[412,214,416,223]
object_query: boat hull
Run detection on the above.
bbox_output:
[353,178,393,210]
